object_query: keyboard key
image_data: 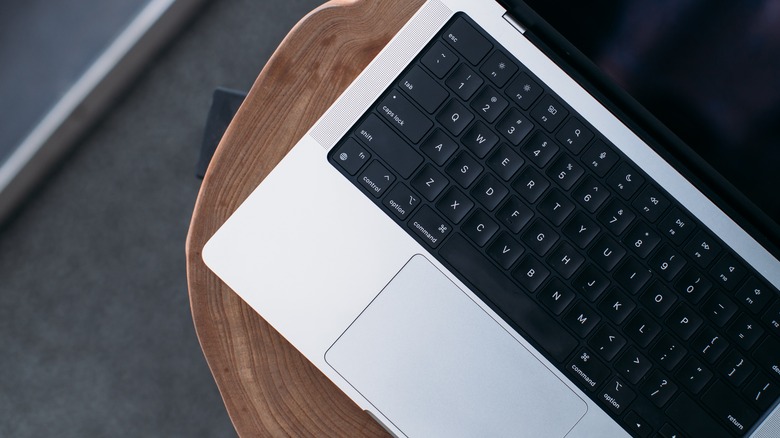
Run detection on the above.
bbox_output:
[703,380,759,435]
[462,209,498,247]
[420,129,457,165]
[357,114,423,178]
[442,17,492,65]
[666,304,702,340]
[702,292,738,327]
[378,91,432,143]
[462,121,499,158]
[599,376,635,415]
[564,301,600,337]
[658,423,684,438]
[736,276,773,314]
[437,99,474,136]
[599,288,635,325]
[512,166,549,203]
[762,300,780,337]
[334,138,371,175]
[563,212,600,248]
[692,326,728,364]
[666,393,730,437]
[446,151,483,188]
[567,349,609,392]
[624,311,661,348]
[606,162,644,200]
[539,278,575,315]
[521,219,558,256]
[520,130,558,168]
[649,244,686,281]
[588,235,626,271]
[743,373,780,411]
[613,257,652,294]
[598,198,635,235]
[471,174,508,210]
[547,154,585,190]
[556,118,593,155]
[658,208,695,246]
[435,187,473,224]
[496,196,533,233]
[623,221,661,258]
[718,350,755,386]
[383,183,419,220]
[650,334,686,371]
[470,86,509,123]
[727,313,764,350]
[684,229,722,268]
[623,410,652,438]
[580,139,618,176]
[589,324,626,361]
[486,232,524,269]
[640,282,677,317]
[572,264,610,301]
[512,255,550,292]
[675,268,712,304]
[486,144,524,181]
[411,164,448,201]
[421,41,457,78]
[572,176,609,213]
[641,370,677,408]
[710,253,748,291]
[633,185,670,222]
[496,108,533,145]
[399,65,448,113]
[435,52,468,88]
[530,94,568,132]
[407,205,450,248]
[505,72,542,109]
[358,160,395,197]
[616,347,651,384]
[546,242,584,279]
[479,50,518,87]
[537,189,574,226]
[440,234,578,362]
[676,357,712,393]
[754,337,780,381]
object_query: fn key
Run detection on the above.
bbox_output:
[334,139,370,175]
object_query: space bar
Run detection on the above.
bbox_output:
[440,234,578,363]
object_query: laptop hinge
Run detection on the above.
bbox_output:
[502,12,527,34]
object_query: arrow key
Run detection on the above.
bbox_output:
[624,410,652,437]
[659,423,683,438]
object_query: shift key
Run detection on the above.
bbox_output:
[377,91,432,143]
[357,114,423,179]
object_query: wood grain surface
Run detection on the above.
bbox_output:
[186,0,425,436]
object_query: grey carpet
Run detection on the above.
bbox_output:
[0,0,322,436]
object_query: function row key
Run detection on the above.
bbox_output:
[441,17,493,66]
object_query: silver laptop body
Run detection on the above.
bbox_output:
[203,0,780,436]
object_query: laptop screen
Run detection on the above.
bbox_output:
[521,0,780,229]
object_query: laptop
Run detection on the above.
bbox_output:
[202,0,780,436]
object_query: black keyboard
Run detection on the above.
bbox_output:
[329,13,780,438]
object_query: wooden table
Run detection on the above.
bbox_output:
[186,0,424,435]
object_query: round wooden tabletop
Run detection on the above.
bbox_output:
[185,0,424,435]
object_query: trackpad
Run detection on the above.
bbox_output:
[326,255,586,437]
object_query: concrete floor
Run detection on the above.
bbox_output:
[0,0,321,436]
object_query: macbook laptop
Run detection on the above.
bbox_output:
[202,0,780,436]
